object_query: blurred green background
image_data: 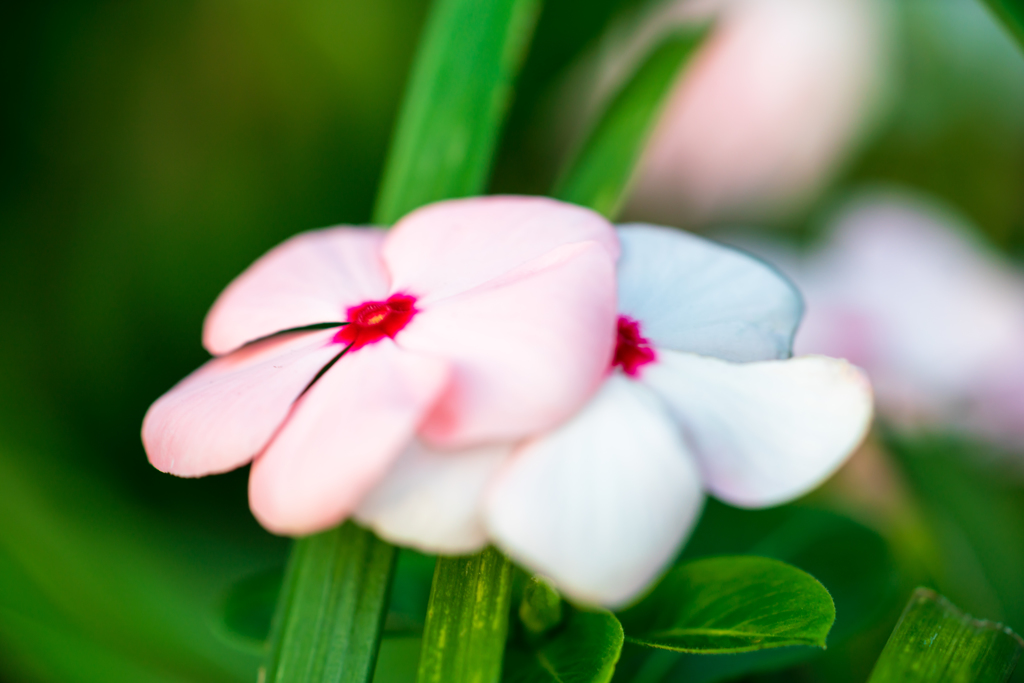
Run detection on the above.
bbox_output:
[1,0,1024,681]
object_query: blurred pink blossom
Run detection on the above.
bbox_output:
[142,196,618,536]
[591,0,891,224]
[748,193,1024,449]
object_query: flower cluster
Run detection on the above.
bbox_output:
[143,196,872,606]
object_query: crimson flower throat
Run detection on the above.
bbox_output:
[613,315,656,376]
[335,293,418,350]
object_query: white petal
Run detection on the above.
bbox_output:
[484,374,704,608]
[616,224,802,361]
[643,350,872,508]
[355,441,511,555]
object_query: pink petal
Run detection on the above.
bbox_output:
[142,330,341,478]
[485,375,704,608]
[204,228,391,355]
[355,440,511,554]
[400,241,618,448]
[248,340,449,536]
[643,350,873,507]
[382,196,619,304]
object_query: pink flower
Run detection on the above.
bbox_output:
[356,225,874,607]
[142,196,619,535]
[757,192,1024,450]
[582,0,891,224]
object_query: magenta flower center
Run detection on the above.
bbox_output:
[335,293,418,350]
[613,315,656,377]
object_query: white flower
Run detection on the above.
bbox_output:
[357,225,873,607]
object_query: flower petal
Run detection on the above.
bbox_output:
[617,224,802,361]
[142,330,341,478]
[642,350,873,508]
[248,340,449,536]
[204,228,390,355]
[400,241,618,448]
[624,0,890,223]
[355,441,511,555]
[484,375,704,608]
[383,196,619,304]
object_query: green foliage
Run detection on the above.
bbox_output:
[383,549,438,636]
[519,576,564,638]
[219,567,283,652]
[263,524,396,683]
[216,548,437,649]
[982,0,1024,50]
[0,435,271,683]
[680,503,899,644]
[868,588,1023,683]
[618,556,835,654]
[504,606,624,683]
[885,433,1024,683]
[373,0,541,224]
[416,547,515,683]
[552,27,707,217]
[887,435,1024,634]
[618,504,899,683]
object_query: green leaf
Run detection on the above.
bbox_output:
[383,549,437,636]
[680,502,899,644]
[552,26,707,217]
[373,0,542,224]
[263,523,397,683]
[644,504,898,683]
[503,606,624,683]
[618,556,835,654]
[373,636,424,683]
[216,548,437,650]
[417,547,515,683]
[868,587,1023,683]
[981,0,1024,51]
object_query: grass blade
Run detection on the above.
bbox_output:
[552,26,707,218]
[416,547,514,683]
[868,587,1023,683]
[374,0,541,224]
[263,524,396,683]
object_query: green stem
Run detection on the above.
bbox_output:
[263,523,396,683]
[417,547,515,683]
[553,27,708,219]
[980,0,1024,51]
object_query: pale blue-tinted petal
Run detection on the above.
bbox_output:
[616,224,803,361]
[642,350,872,508]
[484,374,704,608]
